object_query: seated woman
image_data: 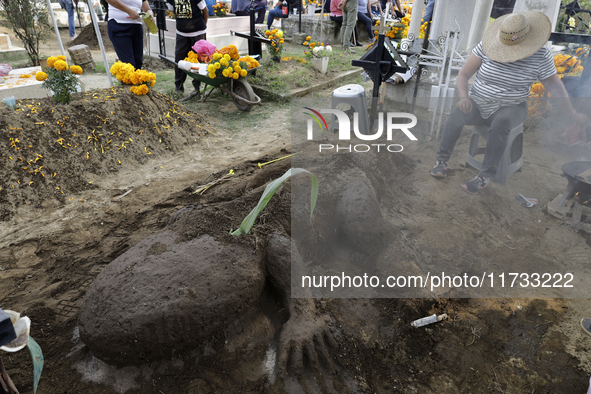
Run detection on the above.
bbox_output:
[356,0,375,44]
[430,11,588,194]
[266,0,284,29]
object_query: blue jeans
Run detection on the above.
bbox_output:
[108,19,144,69]
[357,11,373,39]
[423,0,434,23]
[59,0,76,37]
[267,7,283,29]
[436,100,528,179]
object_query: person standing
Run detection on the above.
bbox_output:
[167,0,208,93]
[106,0,155,69]
[422,0,434,23]
[338,0,358,53]
[58,0,77,40]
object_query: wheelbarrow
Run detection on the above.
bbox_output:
[159,55,261,111]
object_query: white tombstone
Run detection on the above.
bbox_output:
[429,0,494,52]
[513,0,562,31]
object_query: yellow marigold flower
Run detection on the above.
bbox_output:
[233,73,239,79]
[214,62,221,69]
[54,60,69,71]
[150,80,155,87]
[306,35,311,40]
[213,53,222,60]
[224,54,231,61]
[271,42,276,46]
[272,29,278,34]
[240,69,247,77]
[47,56,58,68]
[71,65,83,74]
[280,38,284,44]
[222,69,229,77]
[303,41,309,45]
[130,84,149,95]
[265,31,271,35]
[556,66,567,74]
[220,58,229,67]
[235,65,241,72]
[310,42,315,48]
[35,71,47,81]
[19,74,31,78]
[276,30,283,38]
[227,67,233,73]
[57,55,66,61]
[233,61,239,68]
[207,64,215,72]
[209,72,216,79]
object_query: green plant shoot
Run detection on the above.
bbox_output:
[27,337,43,394]
[230,168,318,236]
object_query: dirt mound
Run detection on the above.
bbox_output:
[0,87,210,221]
[70,22,114,52]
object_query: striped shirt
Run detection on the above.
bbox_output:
[469,42,556,118]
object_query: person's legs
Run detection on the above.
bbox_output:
[423,0,434,23]
[254,6,266,23]
[65,0,76,38]
[267,7,282,29]
[478,102,528,179]
[174,34,193,91]
[190,35,206,91]
[108,20,142,68]
[357,12,373,41]
[435,100,484,164]
[341,0,357,49]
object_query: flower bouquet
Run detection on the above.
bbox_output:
[35,55,83,104]
[303,37,332,73]
[213,2,228,16]
[110,61,156,95]
[265,29,285,61]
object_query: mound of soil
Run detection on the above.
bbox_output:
[70,22,114,52]
[0,87,210,221]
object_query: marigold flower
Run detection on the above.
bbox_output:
[70,65,83,75]
[240,69,247,77]
[47,56,58,68]
[35,71,47,81]
[209,72,216,79]
[54,60,69,71]
[306,35,311,41]
[57,55,66,61]
[232,73,239,79]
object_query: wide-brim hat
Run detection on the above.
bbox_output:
[482,11,551,63]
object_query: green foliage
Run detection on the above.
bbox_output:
[42,67,81,104]
[231,168,318,236]
[0,0,51,66]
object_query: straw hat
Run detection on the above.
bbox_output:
[482,11,551,63]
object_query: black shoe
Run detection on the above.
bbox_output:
[462,175,489,194]
[581,318,591,336]
[175,86,184,93]
[430,160,447,178]
[355,41,363,46]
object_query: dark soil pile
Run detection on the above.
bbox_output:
[70,22,114,52]
[0,87,209,221]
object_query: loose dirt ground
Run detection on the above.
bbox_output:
[2,19,591,394]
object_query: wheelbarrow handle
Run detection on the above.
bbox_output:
[159,55,178,67]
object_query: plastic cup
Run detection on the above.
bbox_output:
[4,96,16,110]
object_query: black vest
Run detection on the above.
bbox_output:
[173,0,207,33]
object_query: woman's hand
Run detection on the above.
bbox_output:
[337,0,346,9]
[127,8,140,19]
[457,97,472,114]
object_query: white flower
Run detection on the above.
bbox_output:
[325,45,333,53]
[0,310,30,352]
[312,46,321,55]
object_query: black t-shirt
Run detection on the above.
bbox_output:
[167,0,207,33]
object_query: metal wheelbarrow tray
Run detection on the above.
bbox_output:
[159,55,261,111]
